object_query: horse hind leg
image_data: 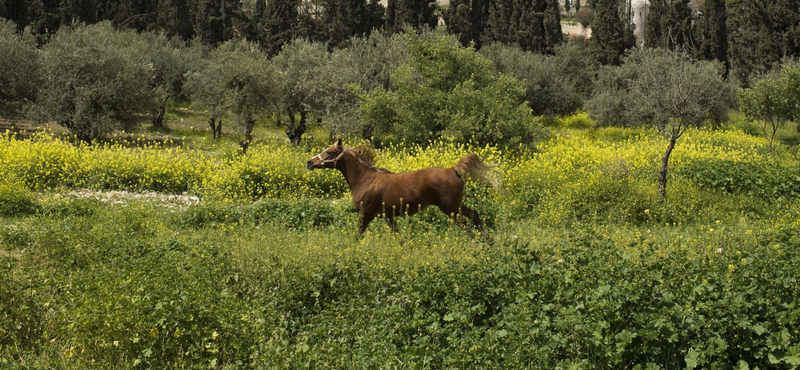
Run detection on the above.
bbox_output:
[458,204,491,241]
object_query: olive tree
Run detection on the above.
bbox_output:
[479,41,591,116]
[185,40,277,149]
[739,59,800,151]
[270,38,331,145]
[31,22,152,143]
[628,48,728,198]
[325,31,408,140]
[185,46,231,141]
[145,34,203,128]
[0,19,40,117]
[738,72,793,154]
[585,60,657,127]
[220,41,278,153]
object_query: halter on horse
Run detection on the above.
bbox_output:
[307,140,500,239]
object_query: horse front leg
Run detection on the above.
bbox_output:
[357,210,376,236]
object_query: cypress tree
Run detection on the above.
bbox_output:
[728,0,780,84]
[587,0,635,65]
[484,0,562,53]
[765,0,800,61]
[263,0,300,55]
[193,0,234,45]
[693,0,727,69]
[644,0,664,47]
[321,0,384,49]
[157,0,195,40]
[386,0,438,33]
[443,0,491,48]
[644,0,693,51]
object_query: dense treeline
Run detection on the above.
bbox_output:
[2,0,800,152]
[1,0,799,77]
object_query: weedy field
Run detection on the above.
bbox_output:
[1,113,800,369]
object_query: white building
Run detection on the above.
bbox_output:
[631,0,649,44]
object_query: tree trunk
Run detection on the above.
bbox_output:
[209,116,222,140]
[658,134,678,199]
[240,117,255,153]
[280,109,307,145]
[152,95,170,128]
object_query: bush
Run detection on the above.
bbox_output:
[0,19,40,117]
[357,30,539,147]
[175,198,354,229]
[480,42,591,117]
[30,22,152,142]
[0,177,38,217]
[201,144,346,201]
[575,8,593,26]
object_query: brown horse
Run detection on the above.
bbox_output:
[306,140,500,239]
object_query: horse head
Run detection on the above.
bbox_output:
[306,139,346,170]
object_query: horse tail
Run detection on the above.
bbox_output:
[453,154,502,190]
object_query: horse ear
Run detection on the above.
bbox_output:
[335,139,343,148]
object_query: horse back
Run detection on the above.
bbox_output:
[357,167,464,215]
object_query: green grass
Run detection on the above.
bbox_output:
[2,111,800,368]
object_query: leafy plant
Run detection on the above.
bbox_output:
[30,22,152,143]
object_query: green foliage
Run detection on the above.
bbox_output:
[385,0,439,33]
[357,31,539,147]
[441,0,491,48]
[326,32,408,139]
[645,0,695,51]
[585,59,654,127]
[175,198,354,229]
[480,42,591,116]
[319,0,384,49]
[30,22,152,142]
[587,0,636,66]
[625,48,729,133]
[217,40,278,145]
[0,177,38,217]
[145,33,203,127]
[4,122,800,368]
[738,64,798,152]
[483,0,563,53]
[270,38,331,144]
[692,0,727,67]
[0,19,39,117]
[3,196,800,368]
[727,0,800,85]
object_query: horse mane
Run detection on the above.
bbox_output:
[347,144,393,173]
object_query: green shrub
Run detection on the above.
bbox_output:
[40,197,99,218]
[0,177,38,217]
[30,22,152,142]
[0,19,40,116]
[175,198,354,229]
[356,31,539,147]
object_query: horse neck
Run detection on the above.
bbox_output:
[337,151,375,191]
